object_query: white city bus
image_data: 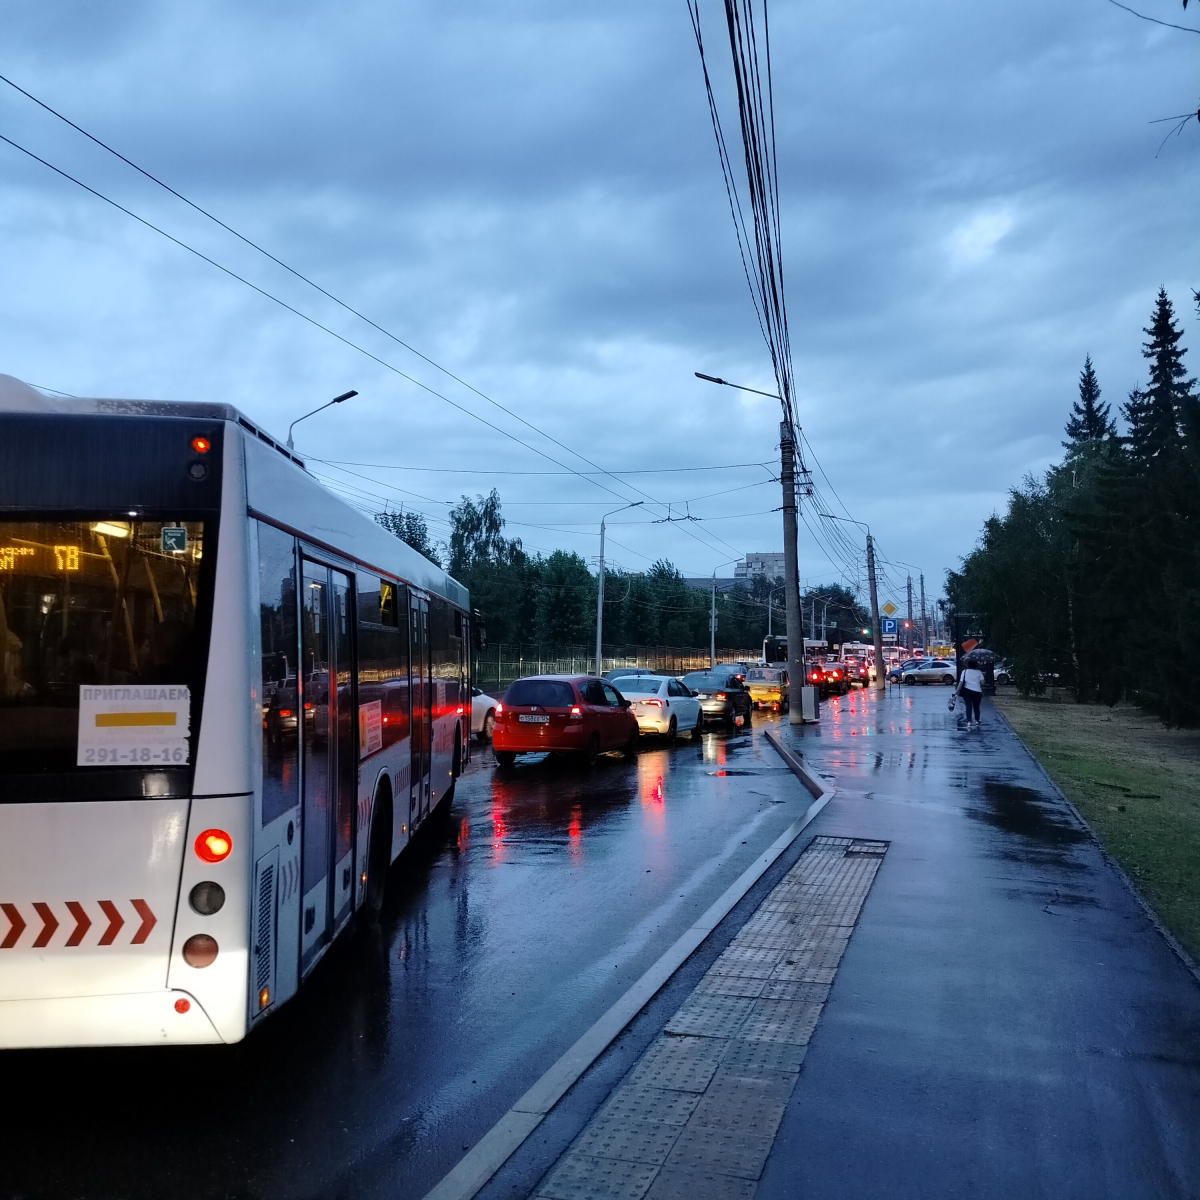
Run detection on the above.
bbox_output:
[0,376,470,1048]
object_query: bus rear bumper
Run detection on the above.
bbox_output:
[0,989,224,1050]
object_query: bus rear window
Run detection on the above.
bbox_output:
[0,518,209,785]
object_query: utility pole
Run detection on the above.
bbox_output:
[919,573,927,651]
[595,501,643,673]
[866,535,886,692]
[710,574,717,668]
[906,576,913,654]
[779,422,805,724]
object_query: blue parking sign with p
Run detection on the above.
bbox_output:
[881,618,897,635]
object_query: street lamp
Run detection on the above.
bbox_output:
[816,512,886,692]
[286,390,358,450]
[709,558,741,668]
[695,371,806,722]
[595,502,644,673]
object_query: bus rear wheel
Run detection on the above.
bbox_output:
[361,792,391,928]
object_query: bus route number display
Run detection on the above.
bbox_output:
[77,685,192,766]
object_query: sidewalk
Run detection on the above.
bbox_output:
[521,686,1200,1199]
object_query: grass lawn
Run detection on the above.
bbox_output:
[993,691,1200,963]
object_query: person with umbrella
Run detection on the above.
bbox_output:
[957,648,994,728]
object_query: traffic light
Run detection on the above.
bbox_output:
[861,628,870,636]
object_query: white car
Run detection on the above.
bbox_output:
[615,676,703,742]
[901,659,958,685]
[471,686,499,740]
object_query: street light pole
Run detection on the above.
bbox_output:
[865,535,886,692]
[595,502,643,673]
[695,375,804,724]
[286,390,358,450]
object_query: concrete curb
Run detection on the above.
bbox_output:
[421,737,835,1200]
[992,703,1200,989]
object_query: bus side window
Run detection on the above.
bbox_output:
[258,522,299,828]
[358,573,408,751]
[429,597,458,716]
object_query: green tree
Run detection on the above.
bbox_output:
[375,508,440,565]
[1063,355,1115,451]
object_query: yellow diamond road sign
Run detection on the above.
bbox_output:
[882,602,897,617]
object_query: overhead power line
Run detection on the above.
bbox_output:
[0,74,750,569]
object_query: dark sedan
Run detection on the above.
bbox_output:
[681,669,753,730]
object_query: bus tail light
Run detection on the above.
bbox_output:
[194,829,232,863]
[258,987,270,1010]
[174,997,191,1014]
[182,934,218,968]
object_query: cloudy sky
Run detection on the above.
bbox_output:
[2,0,1197,609]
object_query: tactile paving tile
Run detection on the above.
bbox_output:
[537,1154,660,1200]
[572,1114,685,1166]
[718,1038,808,1077]
[665,994,751,1038]
[624,1037,727,1096]
[600,1082,704,1125]
[707,944,783,978]
[758,979,832,1003]
[537,833,888,1200]
[665,1128,775,1180]
[740,999,824,1045]
[687,1078,793,1133]
[644,1165,756,1200]
[692,973,767,999]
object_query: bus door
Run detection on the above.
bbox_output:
[410,594,432,828]
[299,561,357,972]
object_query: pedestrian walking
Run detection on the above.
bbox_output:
[957,663,985,728]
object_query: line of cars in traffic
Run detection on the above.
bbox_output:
[468,663,760,768]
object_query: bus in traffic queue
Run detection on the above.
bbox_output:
[0,376,470,1048]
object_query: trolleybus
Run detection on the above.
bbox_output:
[0,376,470,1047]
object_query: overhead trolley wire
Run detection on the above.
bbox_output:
[0,74,753,570]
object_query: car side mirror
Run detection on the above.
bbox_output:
[620,698,631,709]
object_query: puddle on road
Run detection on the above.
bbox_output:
[970,780,1088,868]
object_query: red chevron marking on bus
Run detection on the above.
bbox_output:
[65,901,92,947]
[32,902,59,948]
[1,903,26,949]
[98,900,124,946]
[130,899,157,945]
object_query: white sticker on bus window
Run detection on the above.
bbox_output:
[359,700,382,758]
[77,685,191,767]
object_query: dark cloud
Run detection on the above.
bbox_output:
[1,0,1196,598]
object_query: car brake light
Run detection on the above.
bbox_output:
[194,829,233,863]
[456,705,464,715]
[303,702,313,710]
[279,709,292,717]
[643,698,662,708]
[716,692,726,700]
[496,702,503,714]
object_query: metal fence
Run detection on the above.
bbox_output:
[472,643,761,695]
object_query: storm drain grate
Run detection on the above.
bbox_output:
[533,833,888,1200]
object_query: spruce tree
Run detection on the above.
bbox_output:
[1122,288,1194,463]
[1063,355,1114,449]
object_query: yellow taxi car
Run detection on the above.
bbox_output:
[745,666,789,713]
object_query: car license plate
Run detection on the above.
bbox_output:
[518,714,550,723]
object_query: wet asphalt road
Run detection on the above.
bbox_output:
[1,715,814,1200]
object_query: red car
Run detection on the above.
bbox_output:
[492,675,639,768]
[803,659,849,698]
